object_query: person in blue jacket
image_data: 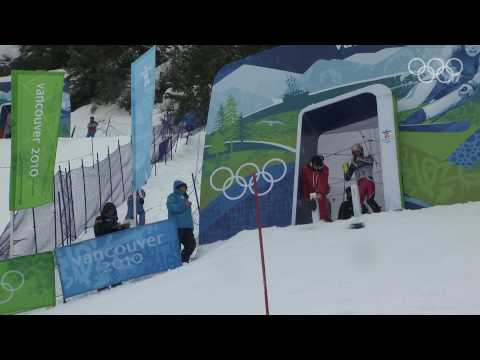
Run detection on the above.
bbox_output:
[125,189,146,225]
[167,180,196,263]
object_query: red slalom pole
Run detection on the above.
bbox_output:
[252,172,270,316]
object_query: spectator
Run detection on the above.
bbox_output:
[125,189,146,225]
[93,202,130,291]
[167,180,196,263]
[87,116,98,138]
[94,202,130,237]
[300,154,332,222]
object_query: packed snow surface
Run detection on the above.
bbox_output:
[31,199,480,314]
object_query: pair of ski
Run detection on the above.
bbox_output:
[310,181,364,229]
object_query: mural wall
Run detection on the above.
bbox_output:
[200,45,480,244]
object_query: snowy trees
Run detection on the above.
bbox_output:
[1,45,272,121]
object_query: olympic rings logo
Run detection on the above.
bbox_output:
[210,158,288,201]
[0,270,25,305]
[408,58,463,84]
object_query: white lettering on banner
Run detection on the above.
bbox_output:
[30,83,45,179]
[70,234,165,267]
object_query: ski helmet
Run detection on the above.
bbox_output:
[310,155,324,170]
[351,143,364,157]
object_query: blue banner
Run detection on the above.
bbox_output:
[55,220,181,299]
[131,47,156,190]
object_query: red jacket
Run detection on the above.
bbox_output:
[301,164,330,200]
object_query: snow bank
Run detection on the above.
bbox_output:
[30,198,480,315]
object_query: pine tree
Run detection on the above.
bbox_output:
[208,131,226,158]
[239,112,246,143]
[224,95,239,152]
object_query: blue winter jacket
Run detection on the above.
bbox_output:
[167,180,194,229]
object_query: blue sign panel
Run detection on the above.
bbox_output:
[131,47,156,190]
[55,220,181,299]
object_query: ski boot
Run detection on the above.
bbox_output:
[367,198,382,213]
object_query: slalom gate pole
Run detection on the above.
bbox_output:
[32,208,38,254]
[252,172,270,316]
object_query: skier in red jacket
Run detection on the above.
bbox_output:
[300,155,332,222]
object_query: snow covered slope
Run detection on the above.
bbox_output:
[71,102,164,138]
[30,198,480,314]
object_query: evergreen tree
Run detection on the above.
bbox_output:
[224,95,240,152]
[239,112,246,142]
[208,131,226,158]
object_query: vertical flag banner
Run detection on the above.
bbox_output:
[131,47,156,191]
[9,70,65,210]
[0,252,56,315]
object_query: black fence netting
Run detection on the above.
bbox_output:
[0,120,201,260]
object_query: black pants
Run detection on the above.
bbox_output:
[178,228,196,263]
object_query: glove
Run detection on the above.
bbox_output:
[310,199,317,211]
[342,162,350,174]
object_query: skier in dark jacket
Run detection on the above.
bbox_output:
[343,143,381,213]
[94,202,130,237]
[93,202,130,291]
[167,180,196,263]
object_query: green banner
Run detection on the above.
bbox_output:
[0,252,56,315]
[10,70,64,210]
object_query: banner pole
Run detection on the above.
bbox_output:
[252,172,270,316]
[9,211,14,258]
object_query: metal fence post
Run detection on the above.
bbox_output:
[68,161,77,241]
[118,140,126,202]
[97,153,102,213]
[32,208,38,254]
[107,146,113,202]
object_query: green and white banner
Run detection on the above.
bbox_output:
[9,70,64,210]
[0,252,56,315]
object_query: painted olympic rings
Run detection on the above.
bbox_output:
[209,158,288,201]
